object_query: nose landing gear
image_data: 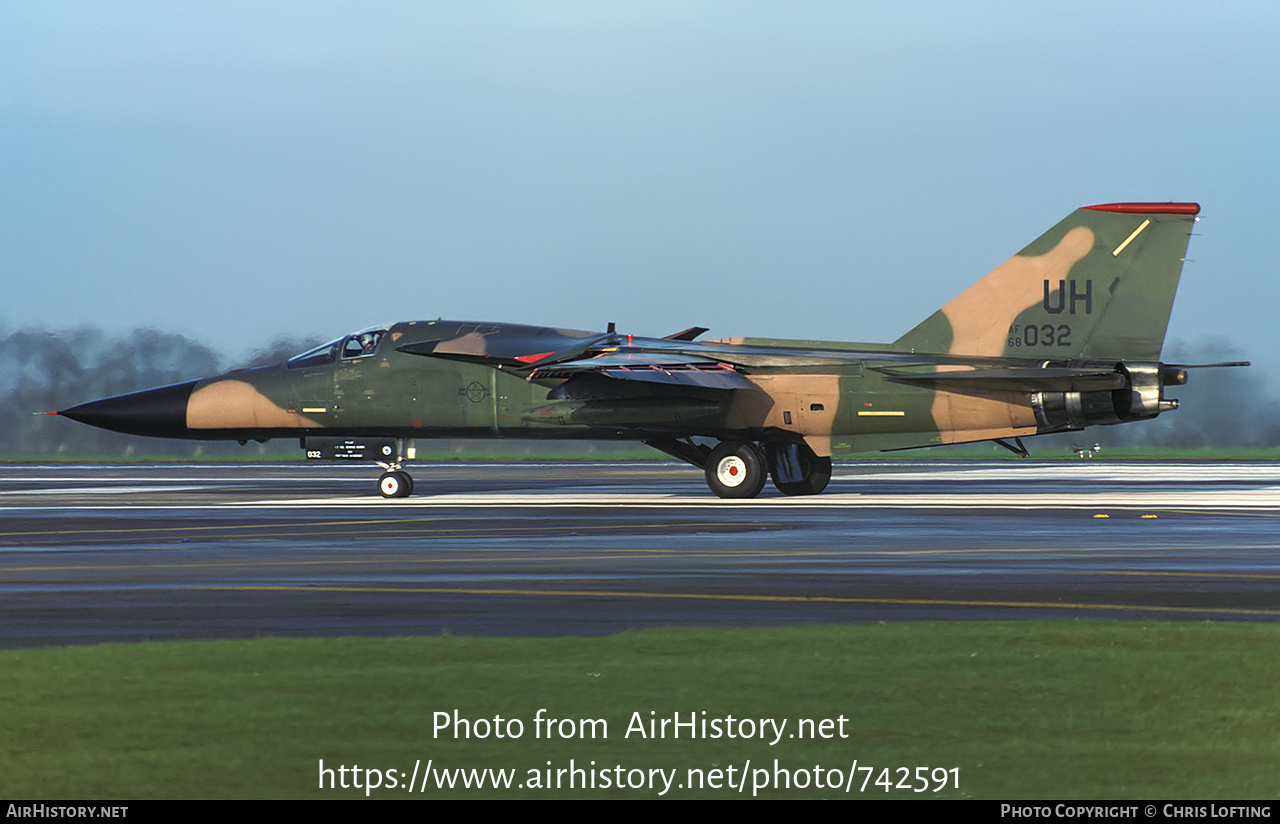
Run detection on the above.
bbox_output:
[374,438,416,499]
[378,470,414,498]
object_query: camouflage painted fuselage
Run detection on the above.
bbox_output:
[59,202,1217,496]
[183,323,928,453]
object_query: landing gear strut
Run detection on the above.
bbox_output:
[376,438,416,498]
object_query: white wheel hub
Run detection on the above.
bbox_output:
[379,474,402,497]
[716,456,747,488]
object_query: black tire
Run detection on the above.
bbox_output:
[378,471,413,498]
[766,443,832,496]
[705,441,767,499]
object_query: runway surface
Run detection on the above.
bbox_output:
[2,460,1278,648]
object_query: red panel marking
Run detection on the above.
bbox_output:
[514,351,555,363]
[1083,202,1200,215]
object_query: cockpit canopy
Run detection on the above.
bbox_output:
[287,326,389,369]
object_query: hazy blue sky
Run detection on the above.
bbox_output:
[3,1,1277,379]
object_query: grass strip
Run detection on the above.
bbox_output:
[2,622,1277,799]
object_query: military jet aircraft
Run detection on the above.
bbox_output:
[56,202,1240,498]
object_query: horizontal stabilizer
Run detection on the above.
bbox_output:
[874,365,1125,391]
[1165,361,1251,369]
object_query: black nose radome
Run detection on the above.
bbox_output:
[59,380,200,439]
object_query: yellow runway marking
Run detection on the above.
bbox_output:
[6,546,1278,574]
[0,517,434,538]
[1084,570,1280,580]
[0,518,758,541]
[195,584,1280,618]
[4,549,799,573]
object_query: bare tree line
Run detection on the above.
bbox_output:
[0,326,318,458]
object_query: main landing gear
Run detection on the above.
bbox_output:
[705,441,768,498]
[765,442,832,497]
[646,437,832,499]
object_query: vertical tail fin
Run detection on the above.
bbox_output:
[894,202,1199,361]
